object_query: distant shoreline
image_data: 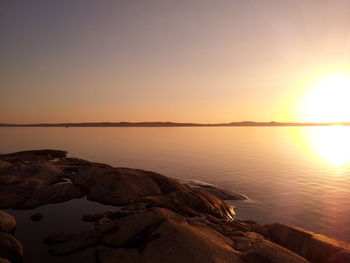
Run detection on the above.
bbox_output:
[1,121,350,127]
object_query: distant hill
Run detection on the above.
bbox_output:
[1,121,350,127]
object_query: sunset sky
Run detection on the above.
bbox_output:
[2,0,350,123]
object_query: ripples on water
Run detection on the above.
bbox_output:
[1,126,350,242]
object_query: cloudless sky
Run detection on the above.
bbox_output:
[1,0,350,123]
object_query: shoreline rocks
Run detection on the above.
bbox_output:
[0,211,22,263]
[180,179,248,201]
[0,149,349,263]
[266,223,350,263]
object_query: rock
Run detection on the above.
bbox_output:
[0,187,28,209]
[44,232,76,246]
[232,232,310,263]
[0,232,23,263]
[0,179,83,210]
[182,180,248,200]
[96,248,141,263]
[30,212,43,222]
[0,153,85,209]
[96,217,112,225]
[64,164,235,220]
[0,149,67,162]
[267,223,350,263]
[97,208,242,263]
[142,210,308,263]
[82,210,137,224]
[45,222,119,255]
[82,210,133,223]
[97,208,308,263]
[82,212,113,222]
[0,175,21,185]
[11,183,85,209]
[0,150,235,221]
[101,208,169,248]
[198,186,248,201]
[0,160,12,173]
[0,211,16,234]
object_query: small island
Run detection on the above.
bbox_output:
[0,150,349,263]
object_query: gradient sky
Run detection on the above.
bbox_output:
[2,0,350,123]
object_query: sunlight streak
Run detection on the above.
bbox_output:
[304,127,350,166]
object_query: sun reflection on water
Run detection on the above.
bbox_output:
[303,126,350,167]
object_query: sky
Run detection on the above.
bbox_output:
[1,0,350,123]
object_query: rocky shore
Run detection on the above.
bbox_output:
[0,150,349,263]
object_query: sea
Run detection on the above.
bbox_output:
[1,126,350,262]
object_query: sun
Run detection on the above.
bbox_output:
[297,72,350,123]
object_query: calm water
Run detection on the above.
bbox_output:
[1,127,350,243]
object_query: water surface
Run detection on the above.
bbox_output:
[1,127,350,243]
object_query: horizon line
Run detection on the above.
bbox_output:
[1,121,350,127]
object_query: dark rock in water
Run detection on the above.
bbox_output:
[0,232,23,263]
[82,212,114,222]
[267,223,350,263]
[30,212,43,222]
[0,211,16,234]
[181,180,248,200]
[43,232,76,246]
[82,210,139,223]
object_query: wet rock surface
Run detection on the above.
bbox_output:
[0,150,349,263]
